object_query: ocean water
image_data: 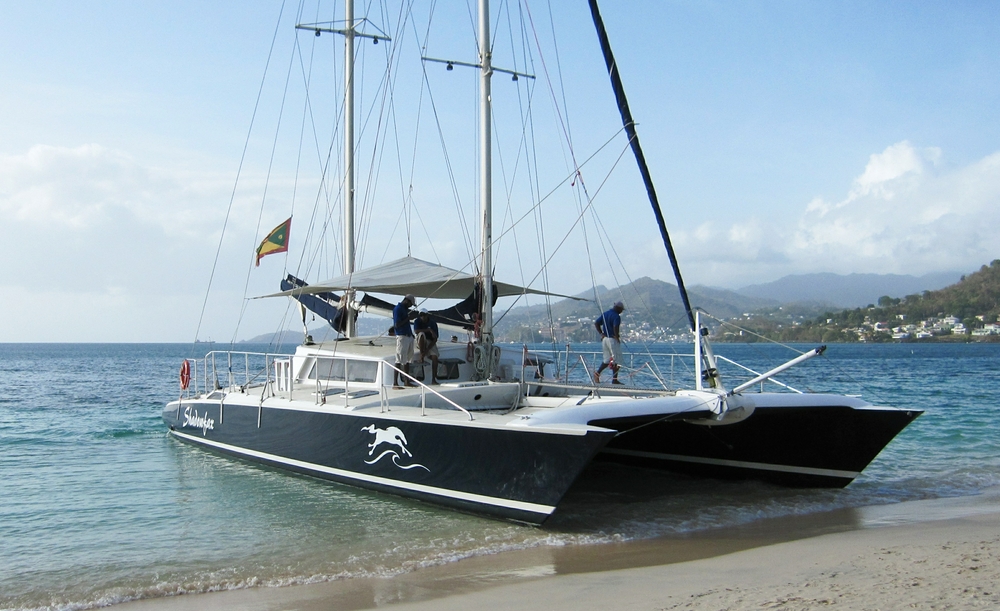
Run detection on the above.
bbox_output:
[2,341,999,610]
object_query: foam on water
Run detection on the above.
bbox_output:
[2,342,999,611]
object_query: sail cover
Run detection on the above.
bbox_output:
[260,256,584,301]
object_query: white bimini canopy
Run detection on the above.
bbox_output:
[260,256,584,301]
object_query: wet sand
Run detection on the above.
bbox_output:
[113,490,1000,611]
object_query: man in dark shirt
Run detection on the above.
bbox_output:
[594,301,625,384]
[392,294,416,388]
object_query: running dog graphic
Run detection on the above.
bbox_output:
[361,424,411,457]
[361,424,428,471]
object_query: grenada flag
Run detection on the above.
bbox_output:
[255,217,291,266]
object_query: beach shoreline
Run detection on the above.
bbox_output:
[111,488,1000,611]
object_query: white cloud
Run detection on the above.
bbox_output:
[0,144,301,341]
[849,140,938,201]
[0,144,255,237]
[677,141,1000,287]
[4,140,998,339]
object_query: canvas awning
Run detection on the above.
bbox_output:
[258,256,585,301]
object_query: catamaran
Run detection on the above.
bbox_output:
[164,0,921,523]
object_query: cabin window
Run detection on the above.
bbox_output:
[346,360,378,383]
[304,358,377,384]
[310,358,345,381]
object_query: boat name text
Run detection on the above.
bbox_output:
[183,405,215,435]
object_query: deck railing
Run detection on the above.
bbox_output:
[380,362,474,420]
[178,351,287,399]
[175,345,803,405]
[526,346,803,393]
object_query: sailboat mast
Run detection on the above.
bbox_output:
[587,0,696,334]
[344,0,357,337]
[478,0,494,342]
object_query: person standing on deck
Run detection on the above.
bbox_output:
[413,309,440,385]
[393,295,416,388]
[594,301,625,384]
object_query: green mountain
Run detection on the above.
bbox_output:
[733,260,1000,342]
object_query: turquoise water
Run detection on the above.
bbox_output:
[2,342,999,610]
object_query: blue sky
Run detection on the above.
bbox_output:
[2,1,998,342]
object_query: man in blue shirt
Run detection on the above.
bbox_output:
[413,309,440,384]
[594,301,625,384]
[393,294,416,388]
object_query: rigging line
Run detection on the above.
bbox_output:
[417,0,476,261]
[419,52,476,267]
[409,196,443,263]
[702,313,808,354]
[491,19,538,275]
[232,9,301,346]
[366,3,437,268]
[291,24,344,282]
[490,126,625,245]
[489,98,530,271]
[194,0,288,343]
[501,2,548,298]
[400,1,430,261]
[290,1,323,277]
[370,0,421,268]
[493,141,633,329]
[582,197,679,383]
[518,2,629,320]
[355,6,409,271]
[522,1,584,191]
[544,0,577,169]
[490,0,506,49]
[516,8,557,347]
[377,205,408,265]
[463,0,478,57]
[700,311,896,404]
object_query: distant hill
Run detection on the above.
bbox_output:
[736,271,963,308]
[739,260,1000,342]
[240,316,388,345]
[239,269,979,344]
[495,276,778,341]
[873,262,1000,323]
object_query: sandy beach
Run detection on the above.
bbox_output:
[112,489,1000,611]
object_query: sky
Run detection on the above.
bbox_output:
[1,1,998,342]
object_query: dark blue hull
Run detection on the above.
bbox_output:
[163,399,614,523]
[594,404,922,487]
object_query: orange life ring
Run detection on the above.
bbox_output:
[180,359,191,390]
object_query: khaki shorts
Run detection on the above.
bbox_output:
[601,336,622,365]
[395,335,414,364]
[417,332,439,358]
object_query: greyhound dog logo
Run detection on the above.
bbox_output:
[361,424,429,471]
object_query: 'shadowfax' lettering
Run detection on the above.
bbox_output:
[182,405,215,435]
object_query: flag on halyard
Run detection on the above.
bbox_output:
[255,217,291,266]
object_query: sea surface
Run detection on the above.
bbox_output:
[2,341,999,611]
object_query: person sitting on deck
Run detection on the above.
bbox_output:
[393,295,416,388]
[413,309,440,385]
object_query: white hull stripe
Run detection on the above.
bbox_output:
[600,448,860,479]
[170,430,555,516]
